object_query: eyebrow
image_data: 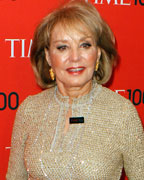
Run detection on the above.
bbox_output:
[52,36,93,44]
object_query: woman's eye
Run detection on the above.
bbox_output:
[81,43,92,48]
[57,45,67,51]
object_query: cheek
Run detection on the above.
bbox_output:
[50,54,65,70]
[50,49,69,68]
[84,52,97,67]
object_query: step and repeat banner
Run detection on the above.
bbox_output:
[0,0,144,179]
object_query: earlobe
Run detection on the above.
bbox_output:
[44,48,51,66]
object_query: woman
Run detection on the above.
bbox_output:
[6,0,144,179]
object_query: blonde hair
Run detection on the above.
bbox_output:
[30,0,117,89]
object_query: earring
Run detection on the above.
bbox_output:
[95,61,99,71]
[49,68,55,81]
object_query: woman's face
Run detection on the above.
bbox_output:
[45,23,101,88]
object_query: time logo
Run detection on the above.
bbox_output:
[0,92,19,110]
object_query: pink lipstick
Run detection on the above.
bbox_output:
[66,66,85,75]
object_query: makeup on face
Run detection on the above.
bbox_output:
[46,23,100,90]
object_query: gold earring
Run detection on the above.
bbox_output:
[49,68,55,81]
[95,61,99,71]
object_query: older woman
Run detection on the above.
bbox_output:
[6,0,144,179]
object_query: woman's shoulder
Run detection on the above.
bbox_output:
[99,85,128,102]
[97,85,135,112]
[18,87,55,115]
[96,85,141,127]
[29,86,55,102]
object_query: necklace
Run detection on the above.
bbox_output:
[51,80,98,152]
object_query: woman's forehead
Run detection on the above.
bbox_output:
[51,22,94,40]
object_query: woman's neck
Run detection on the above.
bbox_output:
[56,80,93,102]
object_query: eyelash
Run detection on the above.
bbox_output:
[56,42,92,51]
[57,45,67,51]
[81,42,92,48]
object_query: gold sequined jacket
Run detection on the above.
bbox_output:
[6,82,144,180]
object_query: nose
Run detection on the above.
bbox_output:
[70,47,80,62]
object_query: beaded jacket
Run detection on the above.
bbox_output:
[6,81,144,180]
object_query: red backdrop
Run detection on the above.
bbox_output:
[0,0,144,179]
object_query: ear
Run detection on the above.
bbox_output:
[44,48,51,66]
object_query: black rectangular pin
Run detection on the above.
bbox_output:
[69,117,84,124]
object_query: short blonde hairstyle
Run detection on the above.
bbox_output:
[30,0,117,89]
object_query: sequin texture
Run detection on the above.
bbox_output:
[6,81,144,180]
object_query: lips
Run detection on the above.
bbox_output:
[66,66,85,75]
